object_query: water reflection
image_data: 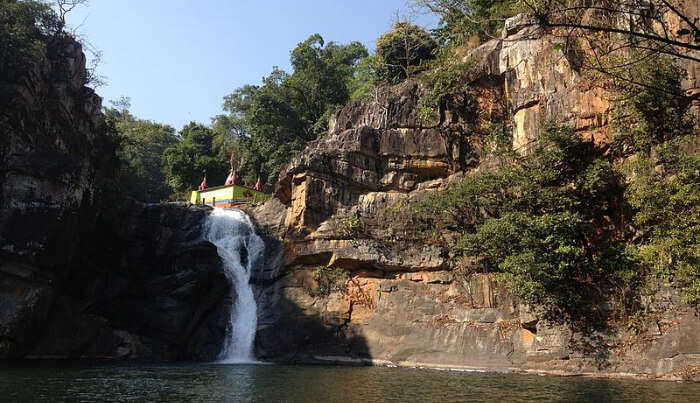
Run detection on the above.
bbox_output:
[0,362,697,402]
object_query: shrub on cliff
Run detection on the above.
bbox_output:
[375,22,437,83]
[310,267,349,297]
[0,0,61,82]
[611,57,699,310]
[611,56,694,156]
[413,124,633,318]
[624,135,700,308]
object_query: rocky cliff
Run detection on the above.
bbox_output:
[250,17,700,381]
[0,36,230,361]
[1,15,697,380]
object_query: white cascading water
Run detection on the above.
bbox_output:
[203,208,264,363]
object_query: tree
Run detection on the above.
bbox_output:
[375,21,438,83]
[611,55,694,155]
[616,58,699,309]
[104,99,177,203]
[55,0,88,26]
[348,55,383,100]
[218,34,368,188]
[0,0,62,82]
[413,0,519,43]
[413,124,631,317]
[517,0,700,102]
[417,0,699,53]
[625,135,700,309]
[520,0,699,55]
[416,0,699,99]
[162,122,228,196]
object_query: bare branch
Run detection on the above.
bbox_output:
[536,20,700,51]
[659,0,700,39]
[55,0,89,25]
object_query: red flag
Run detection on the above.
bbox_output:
[198,174,208,190]
[254,177,263,191]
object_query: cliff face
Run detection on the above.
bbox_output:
[251,18,700,380]
[0,37,229,361]
[0,37,107,270]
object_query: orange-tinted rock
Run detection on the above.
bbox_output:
[250,14,700,378]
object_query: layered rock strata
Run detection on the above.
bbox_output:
[250,17,700,381]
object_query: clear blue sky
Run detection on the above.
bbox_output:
[65,0,438,131]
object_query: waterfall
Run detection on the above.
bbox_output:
[203,208,264,363]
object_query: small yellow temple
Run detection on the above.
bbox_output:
[190,151,270,207]
[189,184,270,207]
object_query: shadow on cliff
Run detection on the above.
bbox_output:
[253,285,372,364]
[23,202,234,362]
[248,229,371,364]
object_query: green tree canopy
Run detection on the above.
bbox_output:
[216,34,368,188]
[104,99,177,202]
[0,0,62,82]
[375,21,437,83]
[162,122,228,196]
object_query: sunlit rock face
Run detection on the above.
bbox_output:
[276,82,474,239]
[250,15,700,380]
[470,19,612,152]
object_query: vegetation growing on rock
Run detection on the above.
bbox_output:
[375,21,437,84]
[384,55,698,318]
[104,98,178,203]
[206,35,368,188]
[0,0,61,81]
[337,216,365,239]
[625,135,700,308]
[310,266,349,297]
[410,124,631,318]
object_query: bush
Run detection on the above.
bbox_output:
[611,56,694,156]
[624,135,700,308]
[416,57,476,123]
[375,22,437,84]
[311,266,349,297]
[337,215,364,239]
[416,123,632,317]
[0,0,62,82]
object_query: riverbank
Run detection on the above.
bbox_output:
[289,355,700,383]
